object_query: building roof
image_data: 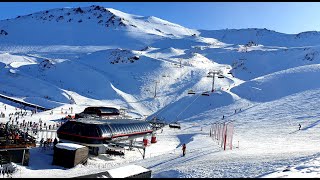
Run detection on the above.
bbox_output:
[95,107,119,114]
[55,143,86,150]
[75,118,148,125]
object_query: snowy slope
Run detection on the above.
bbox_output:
[190,43,320,81]
[200,28,320,47]
[6,88,320,178]
[261,153,320,178]
[231,64,320,102]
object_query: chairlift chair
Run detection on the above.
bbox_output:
[218,74,224,78]
[169,122,181,129]
[188,90,196,95]
[227,72,232,75]
[201,92,210,96]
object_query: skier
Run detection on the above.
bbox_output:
[39,138,44,148]
[222,115,224,120]
[53,137,58,147]
[43,140,47,151]
[299,124,301,130]
[182,143,186,156]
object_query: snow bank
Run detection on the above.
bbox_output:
[107,164,150,178]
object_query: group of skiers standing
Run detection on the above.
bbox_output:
[39,137,58,151]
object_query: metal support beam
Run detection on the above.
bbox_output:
[211,73,215,92]
[129,140,133,150]
[143,147,145,159]
[21,149,25,165]
[105,141,146,150]
[105,140,147,159]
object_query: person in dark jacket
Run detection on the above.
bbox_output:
[39,138,44,148]
[53,138,58,147]
[182,143,186,156]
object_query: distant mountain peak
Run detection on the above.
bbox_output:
[0,5,198,39]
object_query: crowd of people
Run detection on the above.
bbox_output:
[0,122,35,146]
[39,137,58,151]
[0,104,73,149]
[0,163,16,178]
[2,104,68,134]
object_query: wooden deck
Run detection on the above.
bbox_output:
[0,143,36,149]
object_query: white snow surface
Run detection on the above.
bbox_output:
[0,5,319,178]
[107,164,150,178]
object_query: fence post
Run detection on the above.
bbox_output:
[21,149,25,165]
[221,123,225,148]
[230,123,233,150]
[224,125,227,151]
[217,124,220,144]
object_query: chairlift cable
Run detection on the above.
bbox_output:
[173,93,202,123]
[149,101,174,121]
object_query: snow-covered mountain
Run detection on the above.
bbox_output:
[200,28,320,47]
[0,5,320,178]
[0,4,319,130]
[0,5,198,48]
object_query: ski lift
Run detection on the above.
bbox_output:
[201,92,210,96]
[169,122,181,129]
[218,74,224,78]
[227,71,232,75]
[188,90,196,95]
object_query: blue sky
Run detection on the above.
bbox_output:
[0,2,319,34]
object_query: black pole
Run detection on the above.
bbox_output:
[143,147,145,159]
[154,81,158,98]
[211,73,215,92]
